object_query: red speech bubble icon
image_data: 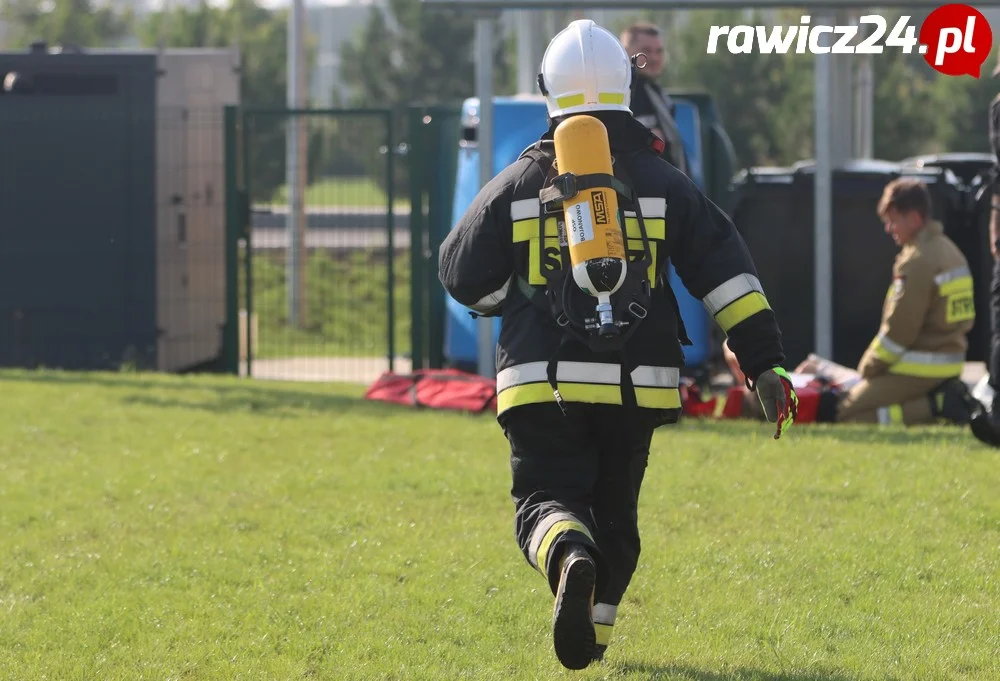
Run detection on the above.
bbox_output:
[919,4,993,78]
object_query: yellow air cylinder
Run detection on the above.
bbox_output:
[553,115,627,336]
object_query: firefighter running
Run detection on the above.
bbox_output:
[438,19,798,670]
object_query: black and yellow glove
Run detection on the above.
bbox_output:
[752,367,798,439]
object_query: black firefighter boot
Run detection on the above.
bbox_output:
[933,378,1000,447]
[551,544,597,670]
[973,393,1000,448]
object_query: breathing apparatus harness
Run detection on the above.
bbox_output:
[511,120,690,417]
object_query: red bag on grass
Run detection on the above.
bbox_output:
[364,368,497,414]
[789,386,820,424]
[682,383,822,424]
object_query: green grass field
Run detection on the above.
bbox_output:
[1,369,998,680]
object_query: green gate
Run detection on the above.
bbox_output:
[224,107,404,383]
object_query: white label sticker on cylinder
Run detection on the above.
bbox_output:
[568,202,594,245]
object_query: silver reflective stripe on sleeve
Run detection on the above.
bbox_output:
[934,266,971,286]
[876,334,906,356]
[469,274,512,313]
[702,274,765,316]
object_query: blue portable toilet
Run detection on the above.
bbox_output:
[663,98,711,367]
[443,95,712,370]
[444,96,550,368]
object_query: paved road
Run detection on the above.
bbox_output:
[249,206,414,250]
[250,227,411,250]
[252,205,410,230]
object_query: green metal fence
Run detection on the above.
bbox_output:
[223,104,465,383]
[225,106,406,384]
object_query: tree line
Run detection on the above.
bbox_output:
[4,0,998,200]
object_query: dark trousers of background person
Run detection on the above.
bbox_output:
[499,401,659,639]
[990,259,1000,410]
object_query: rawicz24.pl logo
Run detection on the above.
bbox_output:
[706,3,994,77]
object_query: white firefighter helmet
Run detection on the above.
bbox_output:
[538,19,633,119]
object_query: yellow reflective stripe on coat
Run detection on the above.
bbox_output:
[512,216,666,242]
[496,361,681,414]
[703,274,771,333]
[510,197,666,240]
[887,350,965,379]
[934,265,973,294]
[939,276,974,296]
[870,333,905,364]
[935,265,977,323]
[510,197,666,285]
[498,383,681,413]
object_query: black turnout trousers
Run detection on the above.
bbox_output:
[988,95,1000,402]
[990,259,1000,400]
[499,401,657,608]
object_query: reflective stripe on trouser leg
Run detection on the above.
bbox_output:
[877,397,936,426]
[593,603,617,647]
[876,404,904,426]
[527,511,595,580]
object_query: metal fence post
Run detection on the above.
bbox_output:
[408,106,427,371]
[385,109,396,373]
[426,106,461,369]
[243,111,254,379]
[223,105,241,375]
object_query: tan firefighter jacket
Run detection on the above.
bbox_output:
[859,219,975,380]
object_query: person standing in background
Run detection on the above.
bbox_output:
[619,21,689,175]
[976,58,1000,446]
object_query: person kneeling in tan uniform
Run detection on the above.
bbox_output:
[732,178,988,428]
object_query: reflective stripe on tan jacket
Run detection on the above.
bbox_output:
[858,219,975,380]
